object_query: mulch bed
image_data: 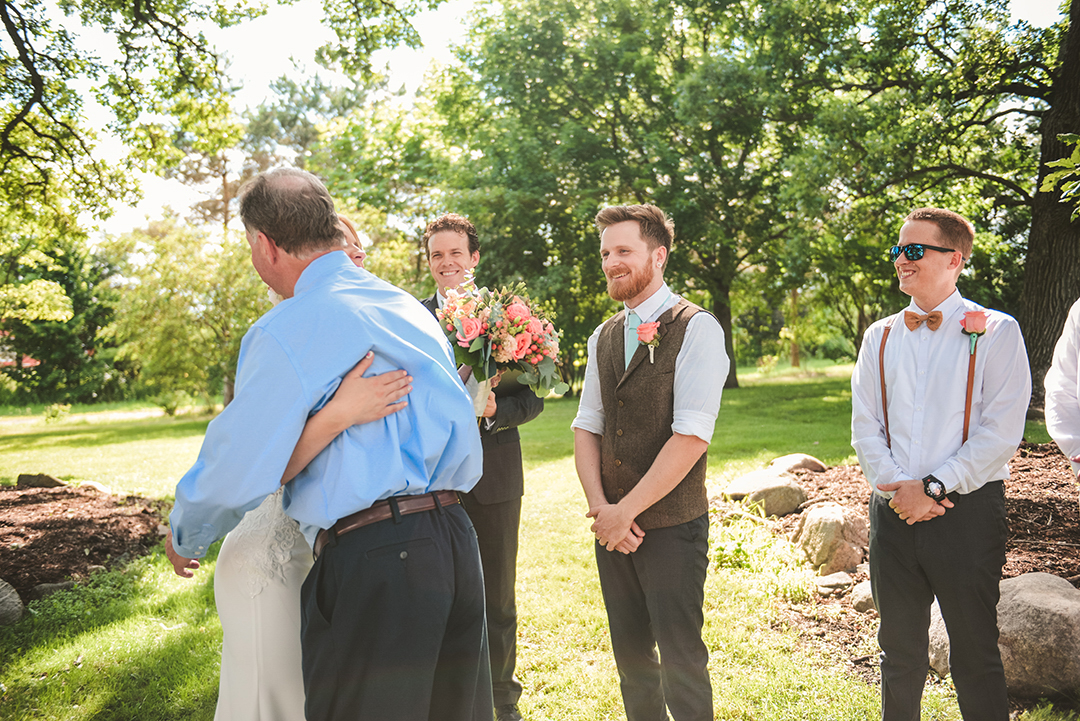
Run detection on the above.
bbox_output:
[0,485,166,603]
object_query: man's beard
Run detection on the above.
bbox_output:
[607,263,654,302]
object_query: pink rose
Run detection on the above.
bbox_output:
[960,310,988,335]
[506,302,530,323]
[513,332,532,360]
[637,322,661,344]
[527,317,543,334]
[456,317,483,345]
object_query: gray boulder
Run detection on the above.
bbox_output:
[746,479,808,518]
[852,580,876,613]
[0,578,23,626]
[722,468,792,501]
[29,581,75,600]
[926,573,1080,698]
[998,573,1080,698]
[928,601,950,676]
[17,473,65,488]
[791,501,868,575]
[769,453,827,474]
[817,571,853,597]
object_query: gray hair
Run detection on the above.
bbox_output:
[238,168,344,256]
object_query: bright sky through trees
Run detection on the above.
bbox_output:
[83,0,1064,235]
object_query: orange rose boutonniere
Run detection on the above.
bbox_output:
[637,322,661,363]
[959,310,988,355]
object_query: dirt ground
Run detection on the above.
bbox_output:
[0,485,166,602]
[1,442,1078,711]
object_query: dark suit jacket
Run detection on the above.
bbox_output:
[421,293,544,504]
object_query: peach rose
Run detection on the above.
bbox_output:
[457,317,483,346]
[513,332,532,359]
[506,302,530,323]
[637,322,661,344]
[960,310,988,335]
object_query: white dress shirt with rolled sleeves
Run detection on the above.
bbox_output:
[1045,298,1080,475]
[851,290,1031,496]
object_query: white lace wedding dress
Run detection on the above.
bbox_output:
[213,487,312,721]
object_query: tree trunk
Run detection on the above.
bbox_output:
[790,287,801,368]
[223,375,235,407]
[710,284,739,389]
[1019,0,1080,412]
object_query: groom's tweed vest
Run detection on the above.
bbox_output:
[596,298,709,530]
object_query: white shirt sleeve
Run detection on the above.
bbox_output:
[570,325,605,436]
[672,313,726,442]
[851,319,908,494]
[1045,299,1080,475]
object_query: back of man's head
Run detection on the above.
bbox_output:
[239,168,344,256]
[904,207,974,260]
[594,204,674,254]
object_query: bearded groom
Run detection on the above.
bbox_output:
[571,204,725,721]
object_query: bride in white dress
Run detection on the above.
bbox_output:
[212,219,410,721]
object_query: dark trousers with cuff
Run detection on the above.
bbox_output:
[594,512,712,721]
[300,501,493,721]
[460,492,523,708]
[869,481,1008,721]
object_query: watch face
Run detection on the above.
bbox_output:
[928,480,945,498]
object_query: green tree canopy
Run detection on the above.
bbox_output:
[102,215,267,407]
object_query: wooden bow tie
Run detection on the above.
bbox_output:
[904,310,942,331]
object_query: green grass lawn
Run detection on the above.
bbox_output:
[0,369,1071,720]
[0,413,211,496]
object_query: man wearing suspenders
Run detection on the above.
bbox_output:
[850,208,1031,721]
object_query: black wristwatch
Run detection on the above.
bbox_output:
[922,474,947,502]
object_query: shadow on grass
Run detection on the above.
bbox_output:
[0,624,221,721]
[0,418,212,453]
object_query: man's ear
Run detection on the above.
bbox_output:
[257,231,281,265]
[654,245,668,268]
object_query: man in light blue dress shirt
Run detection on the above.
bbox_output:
[165,168,491,721]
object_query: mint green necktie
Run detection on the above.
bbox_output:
[625,310,640,368]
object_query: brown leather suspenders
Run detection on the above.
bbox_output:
[878,313,977,449]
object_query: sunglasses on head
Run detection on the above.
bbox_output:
[887,243,956,263]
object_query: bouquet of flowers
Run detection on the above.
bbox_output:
[437,272,570,401]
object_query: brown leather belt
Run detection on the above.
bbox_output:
[313,490,461,559]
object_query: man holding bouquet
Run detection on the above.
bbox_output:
[850,207,1030,720]
[572,204,725,721]
[421,213,545,721]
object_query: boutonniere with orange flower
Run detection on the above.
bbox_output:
[959,310,988,355]
[637,322,661,363]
